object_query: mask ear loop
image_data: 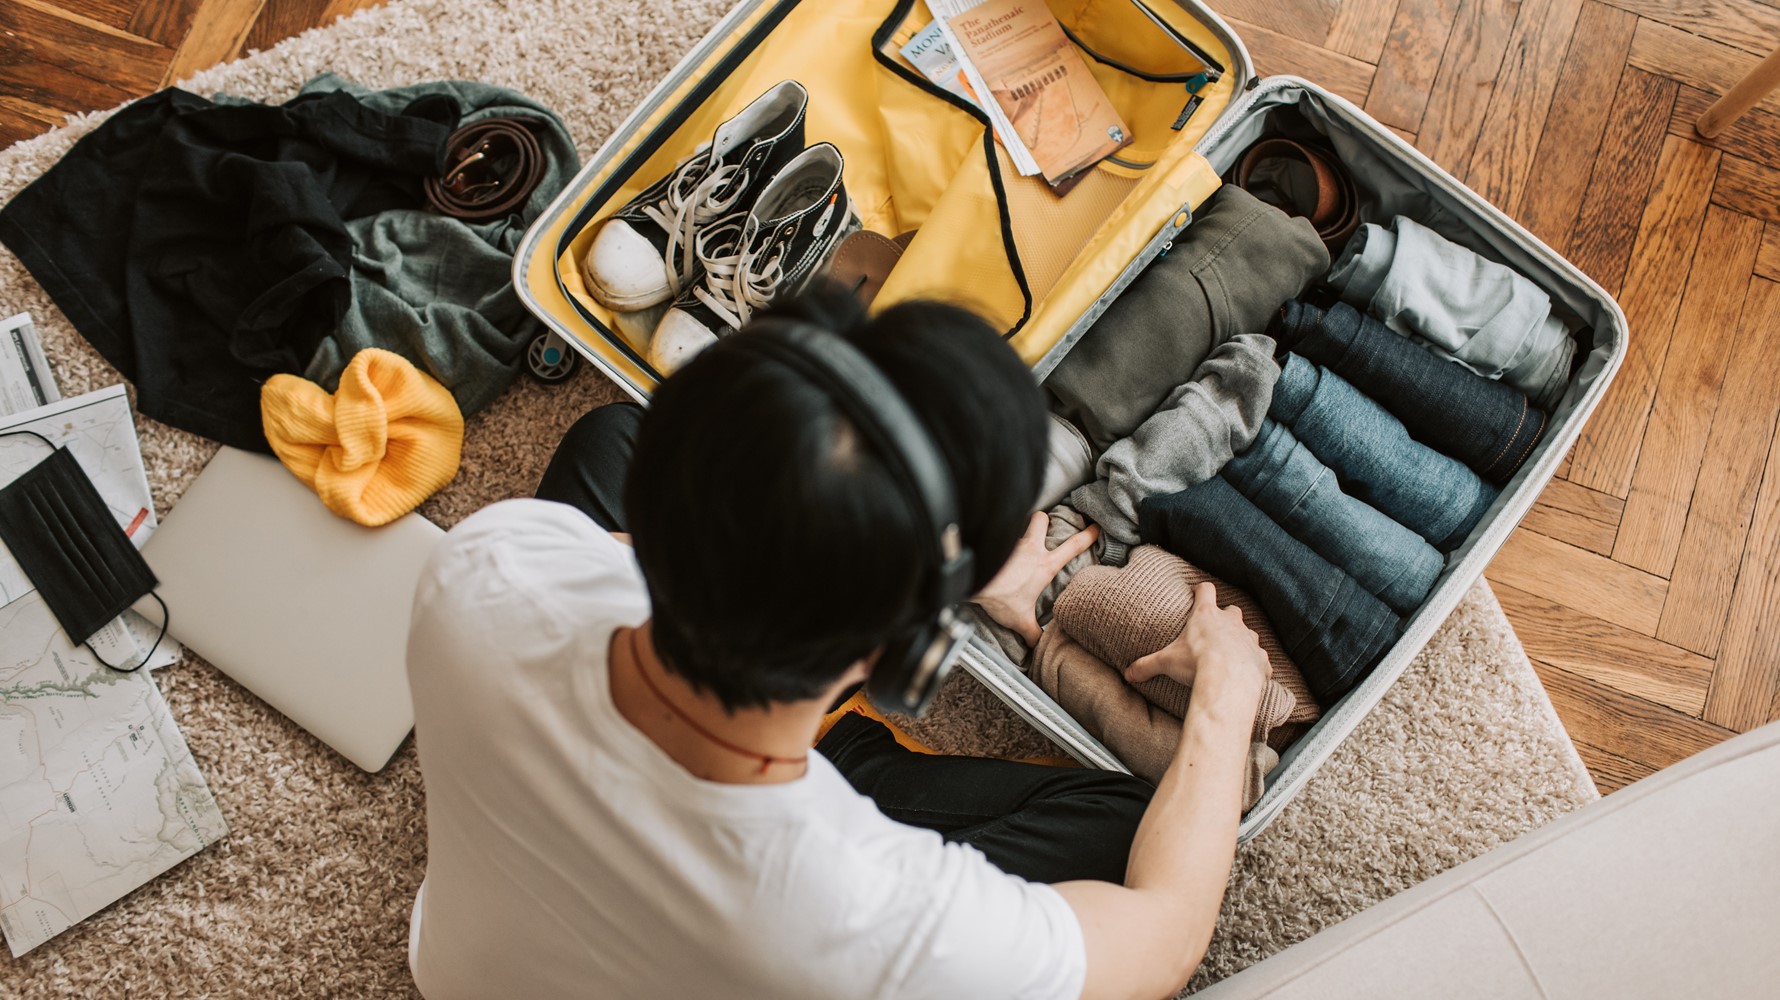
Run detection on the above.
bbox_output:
[0,428,172,673]
[88,591,170,673]
[0,428,57,451]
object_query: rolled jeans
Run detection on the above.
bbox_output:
[537,403,1155,884]
[1272,355,1497,552]
[1138,475,1401,705]
[1269,300,1546,485]
[1224,420,1444,616]
[1327,216,1575,410]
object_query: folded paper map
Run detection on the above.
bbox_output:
[0,385,217,956]
[0,599,226,956]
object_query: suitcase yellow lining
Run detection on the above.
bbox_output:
[524,0,1235,392]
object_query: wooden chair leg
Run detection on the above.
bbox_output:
[1697,43,1780,139]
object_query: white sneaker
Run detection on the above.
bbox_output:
[580,81,808,311]
[649,143,859,373]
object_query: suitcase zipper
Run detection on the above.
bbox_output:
[1030,209,1193,382]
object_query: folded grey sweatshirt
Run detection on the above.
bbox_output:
[1070,334,1280,544]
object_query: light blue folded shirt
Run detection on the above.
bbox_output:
[1328,216,1573,410]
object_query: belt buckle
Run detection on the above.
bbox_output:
[444,144,504,197]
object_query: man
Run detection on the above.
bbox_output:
[405,287,1272,999]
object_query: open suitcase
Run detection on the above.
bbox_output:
[512,0,1629,841]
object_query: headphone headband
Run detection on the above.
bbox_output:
[738,322,977,715]
[742,323,974,607]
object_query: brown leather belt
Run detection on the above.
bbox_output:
[826,230,917,306]
[1234,137,1361,256]
[424,117,548,222]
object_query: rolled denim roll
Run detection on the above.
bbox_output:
[1137,476,1401,705]
[1327,217,1575,410]
[1224,420,1444,616]
[1269,300,1546,485]
[1271,355,1498,551]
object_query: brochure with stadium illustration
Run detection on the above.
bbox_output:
[940,0,1132,188]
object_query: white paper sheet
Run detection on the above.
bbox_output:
[0,313,59,418]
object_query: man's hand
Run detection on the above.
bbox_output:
[1059,586,1273,1000]
[973,512,1099,647]
[1124,582,1269,718]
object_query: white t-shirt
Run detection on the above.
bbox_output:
[405,499,1087,1000]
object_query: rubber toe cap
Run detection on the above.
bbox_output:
[583,222,672,309]
[648,308,720,373]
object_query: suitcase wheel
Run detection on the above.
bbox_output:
[526,331,579,384]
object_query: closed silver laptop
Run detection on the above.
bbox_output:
[137,447,443,772]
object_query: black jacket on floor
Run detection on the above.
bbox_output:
[0,87,454,450]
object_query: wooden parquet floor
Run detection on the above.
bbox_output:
[0,0,381,147]
[3,0,1778,794]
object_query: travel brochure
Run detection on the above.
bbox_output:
[918,0,1133,191]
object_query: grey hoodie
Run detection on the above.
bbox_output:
[1070,333,1280,544]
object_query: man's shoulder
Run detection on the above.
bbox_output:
[438,497,611,558]
[424,499,638,594]
[410,499,647,658]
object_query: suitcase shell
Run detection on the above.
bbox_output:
[512,2,1628,842]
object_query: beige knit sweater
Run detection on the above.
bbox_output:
[1053,545,1321,737]
[1030,628,1278,803]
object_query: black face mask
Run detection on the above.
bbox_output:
[0,433,161,665]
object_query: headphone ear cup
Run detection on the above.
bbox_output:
[864,610,972,716]
[864,629,921,715]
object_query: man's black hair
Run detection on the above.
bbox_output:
[625,285,1049,711]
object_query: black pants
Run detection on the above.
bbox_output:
[537,404,1155,884]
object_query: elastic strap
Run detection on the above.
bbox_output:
[86,591,171,674]
[0,428,57,451]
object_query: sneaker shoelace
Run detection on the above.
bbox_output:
[694,198,839,330]
[638,151,754,295]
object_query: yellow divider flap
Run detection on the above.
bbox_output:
[529,0,1239,392]
[1013,150,1223,364]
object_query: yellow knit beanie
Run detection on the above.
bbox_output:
[261,349,464,526]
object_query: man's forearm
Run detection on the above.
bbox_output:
[1059,691,1254,1000]
[1062,592,1268,1000]
[1127,693,1251,924]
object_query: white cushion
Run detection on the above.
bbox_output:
[1197,722,1780,998]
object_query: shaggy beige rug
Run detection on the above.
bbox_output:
[0,0,1597,995]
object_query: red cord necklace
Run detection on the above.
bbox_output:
[627,628,808,775]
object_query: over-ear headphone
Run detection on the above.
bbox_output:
[741,321,975,716]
